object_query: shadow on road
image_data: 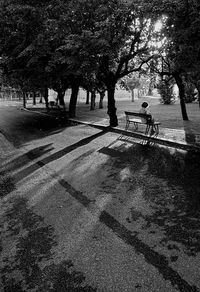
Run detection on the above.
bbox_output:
[0,144,54,176]
[8,130,108,184]
[1,131,200,291]
[0,197,96,291]
[99,141,200,257]
[0,172,15,198]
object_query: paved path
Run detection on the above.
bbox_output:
[0,99,200,292]
[21,95,200,151]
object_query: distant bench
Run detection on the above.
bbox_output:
[49,101,60,109]
[124,111,160,135]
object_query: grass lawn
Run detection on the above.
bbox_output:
[23,87,200,144]
[64,88,200,144]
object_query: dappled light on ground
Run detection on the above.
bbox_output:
[1,127,200,291]
[98,141,200,258]
[0,198,97,291]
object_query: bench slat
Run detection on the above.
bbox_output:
[124,111,152,119]
[128,118,160,125]
[129,119,146,124]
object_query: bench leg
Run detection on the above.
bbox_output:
[145,124,151,135]
[133,122,138,131]
[150,125,159,136]
[154,124,159,134]
[147,124,160,136]
[125,121,130,130]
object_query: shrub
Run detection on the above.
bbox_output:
[157,81,175,104]
[184,82,197,103]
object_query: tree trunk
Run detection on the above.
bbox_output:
[148,75,155,96]
[90,90,96,110]
[57,89,66,110]
[23,91,26,108]
[174,73,189,120]
[69,82,79,118]
[86,90,90,104]
[148,87,153,96]
[99,91,105,109]
[107,83,118,127]
[138,89,141,99]
[44,86,49,110]
[33,91,36,105]
[196,83,200,108]
[131,89,134,102]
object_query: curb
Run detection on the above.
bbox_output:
[20,107,63,119]
[20,107,55,117]
[69,118,200,152]
[21,107,200,152]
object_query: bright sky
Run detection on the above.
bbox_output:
[154,20,163,32]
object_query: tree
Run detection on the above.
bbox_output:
[54,0,160,126]
[94,1,159,126]
[82,76,106,110]
[0,0,52,108]
[4,0,192,125]
[151,0,200,119]
[122,75,140,102]
[184,79,197,103]
[97,82,106,109]
[157,77,175,104]
[151,52,190,119]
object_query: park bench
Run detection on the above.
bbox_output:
[124,111,160,135]
[49,100,60,109]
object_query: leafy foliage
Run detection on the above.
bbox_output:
[184,80,197,103]
[1,0,200,120]
[157,78,175,104]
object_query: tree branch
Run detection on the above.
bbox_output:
[119,55,153,78]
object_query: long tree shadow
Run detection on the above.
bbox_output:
[99,142,200,256]
[0,144,54,176]
[139,146,200,256]
[11,130,108,184]
[0,197,97,291]
[59,141,200,291]
[40,260,97,292]
[1,135,200,290]
[0,172,15,198]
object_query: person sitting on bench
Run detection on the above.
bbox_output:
[139,102,155,134]
[139,101,150,118]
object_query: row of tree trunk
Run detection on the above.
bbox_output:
[23,73,195,126]
[22,85,106,118]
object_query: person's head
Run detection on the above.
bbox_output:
[141,102,149,108]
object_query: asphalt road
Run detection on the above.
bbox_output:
[0,106,68,147]
[0,104,200,292]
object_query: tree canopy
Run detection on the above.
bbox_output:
[0,0,199,123]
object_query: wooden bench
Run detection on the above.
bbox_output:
[124,111,160,135]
